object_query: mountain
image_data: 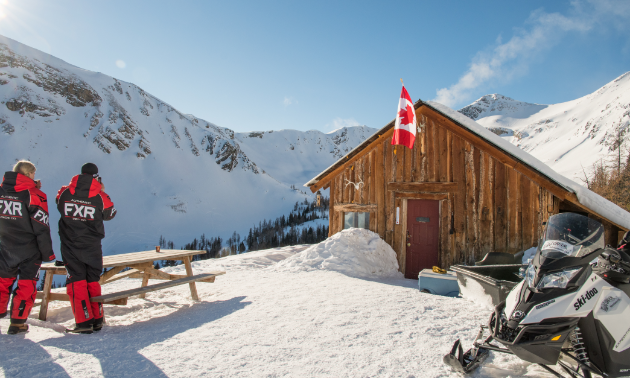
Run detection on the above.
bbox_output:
[458,73,630,181]
[0,35,375,255]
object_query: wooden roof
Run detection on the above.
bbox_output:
[304,100,629,231]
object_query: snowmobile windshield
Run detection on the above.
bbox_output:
[540,213,604,259]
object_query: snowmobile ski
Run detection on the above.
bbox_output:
[443,338,489,374]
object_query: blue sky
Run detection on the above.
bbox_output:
[1,0,629,133]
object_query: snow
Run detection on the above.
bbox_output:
[274,228,402,278]
[458,275,495,311]
[2,244,561,377]
[0,35,373,255]
[521,246,537,264]
[427,100,630,230]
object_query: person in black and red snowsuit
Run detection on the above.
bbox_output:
[57,163,116,334]
[0,160,56,335]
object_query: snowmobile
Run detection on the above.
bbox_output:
[444,212,630,377]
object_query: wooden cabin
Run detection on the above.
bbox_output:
[305,100,630,279]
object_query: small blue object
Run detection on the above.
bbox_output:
[418,269,460,297]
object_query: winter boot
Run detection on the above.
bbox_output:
[7,323,28,335]
[93,317,104,332]
[65,320,94,334]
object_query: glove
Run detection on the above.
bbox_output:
[54,260,66,267]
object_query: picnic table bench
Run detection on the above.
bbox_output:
[36,249,225,321]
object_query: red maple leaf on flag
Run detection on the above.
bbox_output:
[398,104,414,125]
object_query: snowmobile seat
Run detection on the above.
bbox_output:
[475,252,519,266]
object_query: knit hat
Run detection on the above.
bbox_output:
[81,162,98,175]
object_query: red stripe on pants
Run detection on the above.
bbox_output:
[87,281,103,320]
[67,280,93,324]
[10,279,37,322]
[0,277,16,315]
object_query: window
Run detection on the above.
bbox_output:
[344,212,370,229]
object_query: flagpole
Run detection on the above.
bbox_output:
[394,78,404,155]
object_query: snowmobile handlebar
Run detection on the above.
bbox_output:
[601,248,630,271]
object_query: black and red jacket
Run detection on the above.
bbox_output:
[56,175,116,254]
[0,172,55,263]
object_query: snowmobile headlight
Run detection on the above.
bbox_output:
[536,267,582,290]
[525,264,536,289]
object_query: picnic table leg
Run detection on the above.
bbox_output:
[182,256,199,301]
[38,271,54,321]
[139,270,151,299]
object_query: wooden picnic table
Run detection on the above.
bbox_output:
[36,249,225,321]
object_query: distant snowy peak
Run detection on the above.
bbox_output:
[458,94,546,121]
[457,71,630,181]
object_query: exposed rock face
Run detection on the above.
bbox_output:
[458,94,544,121]
[0,44,101,109]
[0,41,260,173]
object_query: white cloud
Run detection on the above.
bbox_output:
[283,97,297,107]
[433,0,630,108]
[115,60,126,69]
[325,117,361,133]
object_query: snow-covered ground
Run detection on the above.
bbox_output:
[1,230,558,378]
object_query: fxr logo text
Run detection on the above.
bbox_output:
[64,203,96,219]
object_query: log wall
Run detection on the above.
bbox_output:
[326,106,619,269]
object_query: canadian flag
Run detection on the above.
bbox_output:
[391,85,416,149]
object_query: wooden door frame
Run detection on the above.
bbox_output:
[400,197,444,276]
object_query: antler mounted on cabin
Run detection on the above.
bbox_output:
[344,178,364,190]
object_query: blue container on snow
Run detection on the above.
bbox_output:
[418,269,460,297]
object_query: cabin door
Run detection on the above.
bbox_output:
[405,199,440,279]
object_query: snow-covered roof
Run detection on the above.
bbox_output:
[306,100,630,231]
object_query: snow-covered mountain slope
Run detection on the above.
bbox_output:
[458,73,630,181]
[0,35,373,255]
[235,126,376,189]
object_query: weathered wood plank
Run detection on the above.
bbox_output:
[37,271,54,321]
[507,169,521,253]
[494,161,508,252]
[479,152,494,256]
[104,268,142,284]
[440,196,449,268]
[400,199,408,274]
[521,175,533,250]
[439,125,448,182]
[333,203,377,212]
[336,175,343,234]
[90,274,217,303]
[426,120,436,182]
[387,182,458,193]
[445,129,453,182]
[465,142,478,264]
[99,266,125,285]
[329,178,335,237]
[452,135,467,264]
[395,192,449,200]
[404,143,413,182]
[376,143,385,237]
[183,256,199,301]
[418,115,427,182]
[394,197,402,268]
[395,142,404,183]
[385,138,395,246]
[354,159,362,203]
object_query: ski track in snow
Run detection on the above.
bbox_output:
[1,243,556,378]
